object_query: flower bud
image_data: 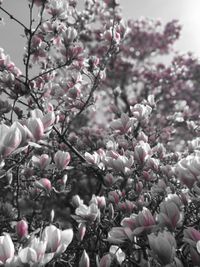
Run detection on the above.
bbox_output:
[54,150,71,170]
[27,118,44,141]
[16,219,28,239]
[42,111,55,129]
[77,223,86,241]
[63,27,78,44]
[35,178,52,191]
[72,195,83,207]
[108,203,114,220]
[134,141,151,164]
[99,254,112,267]
[79,250,90,267]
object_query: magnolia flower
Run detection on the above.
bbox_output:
[16,220,28,239]
[134,141,151,164]
[35,178,52,191]
[90,195,106,209]
[0,122,31,157]
[131,103,152,122]
[107,227,133,244]
[54,150,71,169]
[109,245,125,265]
[183,227,200,265]
[74,203,100,223]
[0,234,15,265]
[175,154,200,188]
[27,108,55,141]
[99,254,112,267]
[63,27,77,44]
[148,231,176,266]
[158,198,182,230]
[71,195,84,208]
[103,151,134,173]
[110,113,133,134]
[133,208,156,235]
[42,225,73,255]
[77,223,86,241]
[19,236,53,266]
[47,0,69,20]
[32,154,51,170]
[27,118,44,141]
[79,250,90,267]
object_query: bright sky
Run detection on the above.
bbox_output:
[0,0,200,70]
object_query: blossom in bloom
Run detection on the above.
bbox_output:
[110,113,133,134]
[47,0,69,20]
[103,151,133,174]
[131,103,152,122]
[32,154,51,170]
[133,208,156,235]
[0,234,15,265]
[18,236,53,266]
[42,225,73,255]
[157,198,182,230]
[148,231,176,266]
[107,227,133,244]
[90,195,106,210]
[74,202,100,223]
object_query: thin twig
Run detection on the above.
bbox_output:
[0,6,28,31]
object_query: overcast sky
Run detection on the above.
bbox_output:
[0,0,200,71]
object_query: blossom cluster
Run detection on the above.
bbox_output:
[0,0,200,266]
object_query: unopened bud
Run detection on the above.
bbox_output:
[79,250,90,267]
[16,219,28,239]
[77,223,86,241]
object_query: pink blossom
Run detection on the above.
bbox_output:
[54,150,71,169]
[42,225,73,255]
[35,178,52,191]
[148,231,176,266]
[16,220,28,239]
